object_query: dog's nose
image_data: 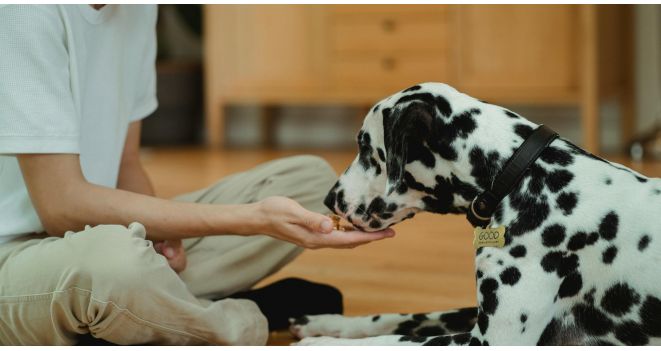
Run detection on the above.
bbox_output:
[323,186,338,213]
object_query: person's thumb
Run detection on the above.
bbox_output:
[294,206,333,233]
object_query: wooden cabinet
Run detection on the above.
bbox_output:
[454,6,578,99]
[204,5,633,153]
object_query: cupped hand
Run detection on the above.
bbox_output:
[255,196,396,249]
[154,239,187,273]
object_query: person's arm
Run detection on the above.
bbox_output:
[117,121,155,196]
[118,120,188,272]
[17,150,395,249]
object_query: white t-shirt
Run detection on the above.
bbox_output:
[0,5,158,243]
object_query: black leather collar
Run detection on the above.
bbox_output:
[467,125,559,228]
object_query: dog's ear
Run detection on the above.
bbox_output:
[382,102,434,195]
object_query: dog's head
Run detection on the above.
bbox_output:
[324,82,523,231]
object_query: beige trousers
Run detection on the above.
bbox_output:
[0,155,337,345]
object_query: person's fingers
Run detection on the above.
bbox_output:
[162,240,183,259]
[296,227,396,249]
[321,228,396,247]
[290,203,333,233]
[153,241,164,254]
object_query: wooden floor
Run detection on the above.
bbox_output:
[140,147,660,343]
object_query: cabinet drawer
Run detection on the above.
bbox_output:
[330,54,450,89]
[329,6,449,53]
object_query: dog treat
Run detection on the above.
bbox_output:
[329,214,342,230]
[327,214,356,231]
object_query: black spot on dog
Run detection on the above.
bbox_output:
[476,270,483,279]
[293,315,310,325]
[422,335,451,346]
[366,197,386,215]
[377,147,386,162]
[514,124,534,140]
[500,267,521,285]
[469,337,482,346]
[469,147,502,191]
[640,296,661,336]
[336,190,348,213]
[372,104,380,113]
[400,335,428,343]
[604,177,612,185]
[556,254,579,277]
[477,312,489,334]
[654,189,661,195]
[600,283,640,317]
[480,278,499,315]
[324,188,338,212]
[602,246,618,264]
[520,314,528,323]
[416,326,446,336]
[394,320,421,335]
[542,224,566,247]
[573,303,613,336]
[540,146,574,166]
[450,174,480,203]
[452,333,471,345]
[357,131,377,171]
[638,235,650,251]
[419,174,479,215]
[636,176,648,183]
[507,190,550,237]
[395,92,453,118]
[537,318,559,345]
[546,170,574,193]
[412,313,428,322]
[584,287,597,305]
[586,232,599,245]
[556,192,578,215]
[599,211,619,240]
[372,315,381,322]
[541,251,564,273]
[402,85,422,93]
[527,164,548,194]
[509,245,527,258]
[497,259,504,266]
[558,272,582,298]
[440,307,477,332]
[567,232,588,251]
[593,340,616,346]
[368,220,382,229]
[504,110,520,119]
[615,322,649,345]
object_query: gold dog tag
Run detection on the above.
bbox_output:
[473,226,506,249]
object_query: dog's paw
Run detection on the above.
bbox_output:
[289,314,356,339]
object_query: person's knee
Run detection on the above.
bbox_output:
[62,223,160,292]
[289,155,337,187]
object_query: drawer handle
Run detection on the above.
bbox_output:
[382,18,396,33]
[382,57,396,71]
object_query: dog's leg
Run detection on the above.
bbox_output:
[289,307,476,339]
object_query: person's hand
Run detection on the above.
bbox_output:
[154,239,187,273]
[254,196,395,249]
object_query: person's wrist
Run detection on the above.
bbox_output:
[243,201,270,236]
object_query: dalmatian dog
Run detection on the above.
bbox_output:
[289,82,661,345]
